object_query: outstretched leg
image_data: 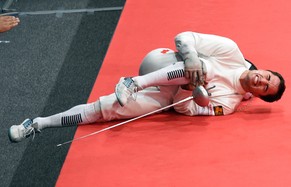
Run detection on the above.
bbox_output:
[8,100,103,142]
[8,85,178,143]
[33,101,103,130]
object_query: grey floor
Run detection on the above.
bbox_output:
[0,0,125,186]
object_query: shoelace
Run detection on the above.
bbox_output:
[123,78,138,102]
[128,86,138,102]
[23,127,36,140]
[23,121,41,141]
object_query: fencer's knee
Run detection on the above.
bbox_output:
[139,48,183,75]
[83,100,103,123]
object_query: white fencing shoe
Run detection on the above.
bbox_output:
[115,77,138,107]
[8,119,39,143]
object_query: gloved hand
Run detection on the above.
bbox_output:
[185,59,207,86]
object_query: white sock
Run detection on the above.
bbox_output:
[133,61,189,89]
[33,100,102,130]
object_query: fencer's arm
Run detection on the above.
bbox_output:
[174,32,201,68]
[175,31,246,85]
[173,87,216,116]
[175,32,206,85]
[173,87,237,116]
[175,31,240,58]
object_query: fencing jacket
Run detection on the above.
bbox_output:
[173,32,251,116]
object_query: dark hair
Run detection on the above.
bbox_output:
[259,70,286,102]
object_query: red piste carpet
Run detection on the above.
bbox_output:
[56,0,291,186]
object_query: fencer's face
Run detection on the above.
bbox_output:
[244,70,280,97]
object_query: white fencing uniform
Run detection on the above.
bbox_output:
[100,32,251,121]
[173,32,251,116]
[100,48,180,121]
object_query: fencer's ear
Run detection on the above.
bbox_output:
[243,92,253,100]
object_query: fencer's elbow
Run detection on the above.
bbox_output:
[175,31,193,40]
[220,37,239,53]
[175,32,194,44]
[174,32,196,55]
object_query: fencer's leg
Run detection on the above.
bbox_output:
[9,101,104,142]
[115,48,186,107]
[58,86,186,146]
[33,100,103,130]
[102,86,178,121]
[115,62,189,106]
[133,61,189,89]
[138,48,183,75]
[35,85,178,128]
